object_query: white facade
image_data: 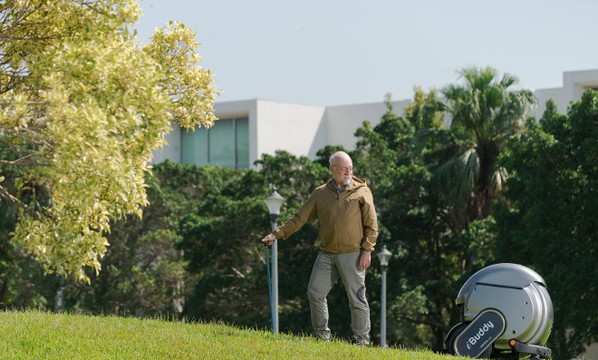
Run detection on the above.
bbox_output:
[153,69,598,168]
[152,98,411,168]
[533,69,598,117]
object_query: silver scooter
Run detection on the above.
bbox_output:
[445,263,553,359]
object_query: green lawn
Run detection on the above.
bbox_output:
[0,310,461,359]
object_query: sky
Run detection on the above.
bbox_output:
[135,0,598,107]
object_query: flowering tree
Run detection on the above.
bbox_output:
[0,0,217,282]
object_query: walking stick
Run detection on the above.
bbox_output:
[265,244,274,332]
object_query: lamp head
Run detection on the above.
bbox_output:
[264,190,285,217]
[377,245,392,268]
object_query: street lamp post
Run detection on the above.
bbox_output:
[377,245,392,347]
[264,190,285,334]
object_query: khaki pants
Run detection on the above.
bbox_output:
[307,251,370,344]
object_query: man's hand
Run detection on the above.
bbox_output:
[357,251,371,271]
[261,233,276,247]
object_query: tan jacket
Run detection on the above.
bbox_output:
[273,176,378,253]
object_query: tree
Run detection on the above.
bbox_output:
[436,67,533,225]
[0,0,217,282]
[495,95,598,359]
[177,165,271,325]
[69,161,197,318]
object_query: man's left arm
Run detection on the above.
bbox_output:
[359,187,378,270]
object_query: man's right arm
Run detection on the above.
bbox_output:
[261,190,318,246]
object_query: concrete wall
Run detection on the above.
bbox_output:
[324,99,411,151]
[533,69,598,118]
[254,100,326,164]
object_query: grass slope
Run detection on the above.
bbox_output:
[0,311,460,359]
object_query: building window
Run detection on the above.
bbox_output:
[181,117,249,169]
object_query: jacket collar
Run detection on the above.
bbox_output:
[328,176,366,192]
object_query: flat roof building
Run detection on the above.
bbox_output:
[153,69,598,168]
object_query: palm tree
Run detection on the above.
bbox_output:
[435,66,534,223]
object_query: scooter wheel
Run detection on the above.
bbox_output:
[446,322,468,355]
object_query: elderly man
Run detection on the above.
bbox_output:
[262,151,378,345]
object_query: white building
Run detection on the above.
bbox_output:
[534,69,598,117]
[153,69,598,168]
